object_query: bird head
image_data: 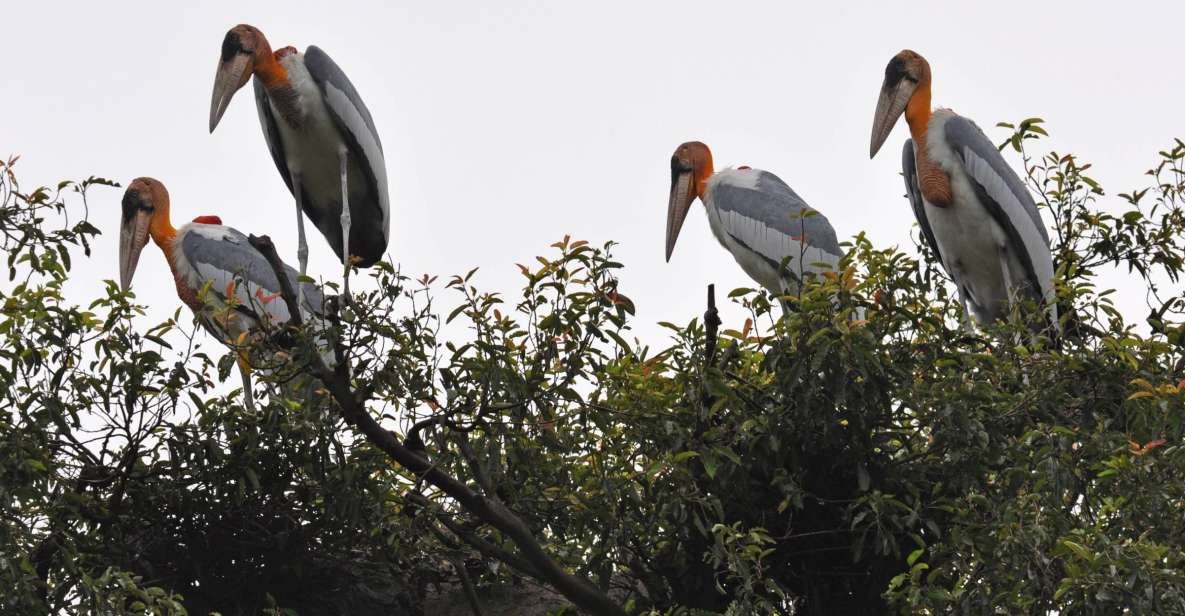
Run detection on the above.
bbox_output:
[119,177,169,291]
[666,141,713,262]
[209,24,273,132]
[870,49,932,158]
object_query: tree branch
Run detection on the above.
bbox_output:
[412,493,543,579]
[704,284,721,368]
[457,433,496,496]
[452,556,486,616]
[247,234,626,616]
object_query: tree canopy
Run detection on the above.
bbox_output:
[2,124,1185,615]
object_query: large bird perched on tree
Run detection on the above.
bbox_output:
[118,177,327,409]
[869,49,1056,330]
[208,24,390,301]
[665,141,845,310]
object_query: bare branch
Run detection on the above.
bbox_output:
[703,283,721,368]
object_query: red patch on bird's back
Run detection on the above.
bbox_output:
[275,46,298,58]
[255,287,281,305]
[192,215,223,225]
[737,165,752,170]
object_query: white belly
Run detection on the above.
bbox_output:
[271,55,350,214]
[927,195,1003,285]
[927,167,1029,322]
[272,79,347,209]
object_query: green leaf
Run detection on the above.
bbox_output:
[1060,539,1095,563]
[245,468,261,492]
[701,454,719,479]
[857,462,870,492]
[446,304,467,324]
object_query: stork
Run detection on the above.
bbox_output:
[208,24,389,301]
[118,178,326,410]
[869,50,1056,331]
[665,141,845,311]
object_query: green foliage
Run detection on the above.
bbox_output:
[83,568,188,615]
[2,125,1185,616]
[0,158,418,615]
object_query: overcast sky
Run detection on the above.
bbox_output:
[7,1,1184,349]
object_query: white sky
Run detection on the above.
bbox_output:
[7,1,1185,349]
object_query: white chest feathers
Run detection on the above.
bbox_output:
[271,53,348,198]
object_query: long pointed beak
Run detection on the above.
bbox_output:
[666,171,695,262]
[119,210,152,291]
[209,55,251,133]
[870,80,915,158]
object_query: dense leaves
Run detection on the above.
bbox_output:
[1,128,1184,615]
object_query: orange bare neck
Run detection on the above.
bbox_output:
[696,151,715,200]
[902,79,953,207]
[254,49,289,88]
[904,79,933,143]
[149,207,179,269]
[150,209,200,309]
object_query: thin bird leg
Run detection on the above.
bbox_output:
[997,248,1025,346]
[339,147,352,301]
[237,354,256,411]
[776,265,802,321]
[955,285,975,334]
[997,248,1016,310]
[997,248,1031,385]
[292,169,308,310]
[775,279,788,319]
[1041,267,1060,335]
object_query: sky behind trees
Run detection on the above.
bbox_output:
[7,1,1184,344]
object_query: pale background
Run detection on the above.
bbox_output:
[6,1,1184,349]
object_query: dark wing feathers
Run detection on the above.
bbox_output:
[181,227,324,324]
[902,139,946,269]
[303,45,390,265]
[712,170,844,260]
[303,46,383,151]
[253,79,294,195]
[943,115,1055,302]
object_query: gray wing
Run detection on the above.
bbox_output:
[944,115,1055,303]
[713,170,843,260]
[303,46,390,230]
[253,79,294,194]
[181,226,324,325]
[903,139,945,268]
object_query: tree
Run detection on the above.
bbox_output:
[2,125,1184,616]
